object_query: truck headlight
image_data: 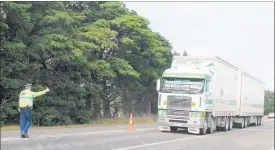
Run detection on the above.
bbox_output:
[200,112,206,118]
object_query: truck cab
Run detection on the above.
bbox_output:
[156,57,214,134]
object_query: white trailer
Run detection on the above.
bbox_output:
[156,56,265,135]
[233,72,265,128]
[207,56,240,132]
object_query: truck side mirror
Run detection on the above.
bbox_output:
[156,79,161,91]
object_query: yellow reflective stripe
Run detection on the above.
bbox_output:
[20,96,32,99]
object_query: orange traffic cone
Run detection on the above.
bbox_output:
[128,113,134,131]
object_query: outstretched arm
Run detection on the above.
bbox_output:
[32,88,50,98]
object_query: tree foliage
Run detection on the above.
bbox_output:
[0,1,173,125]
[264,90,274,115]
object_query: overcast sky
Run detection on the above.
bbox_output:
[124,2,274,91]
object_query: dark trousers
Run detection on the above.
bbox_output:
[19,107,32,134]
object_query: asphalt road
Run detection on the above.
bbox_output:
[1,118,274,150]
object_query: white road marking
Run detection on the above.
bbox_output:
[113,136,202,150]
[113,126,272,150]
[1,128,156,142]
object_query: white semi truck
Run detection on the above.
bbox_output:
[156,56,265,135]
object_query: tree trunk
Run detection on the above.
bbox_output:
[151,101,158,114]
[86,94,92,109]
[144,95,152,115]
[146,100,151,115]
[92,97,101,120]
[135,96,143,115]
[103,98,111,118]
[122,89,133,116]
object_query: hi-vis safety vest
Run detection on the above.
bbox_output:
[18,90,46,108]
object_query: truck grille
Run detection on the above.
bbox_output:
[166,110,190,120]
[167,110,189,116]
[167,95,192,110]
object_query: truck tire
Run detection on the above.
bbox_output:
[241,118,245,128]
[236,118,245,128]
[228,117,233,131]
[200,119,207,135]
[254,117,259,126]
[256,117,260,126]
[258,117,262,126]
[207,116,215,134]
[244,117,248,128]
[170,127,178,132]
[221,117,229,132]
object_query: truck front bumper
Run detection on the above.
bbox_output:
[157,116,204,131]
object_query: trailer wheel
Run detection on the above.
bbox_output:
[236,118,245,129]
[221,117,229,132]
[244,117,248,128]
[255,117,258,126]
[200,119,207,135]
[228,117,233,131]
[241,118,245,128]
[258,117,262,126]
[256,117,260,126]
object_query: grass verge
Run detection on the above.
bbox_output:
[1,115,157,131]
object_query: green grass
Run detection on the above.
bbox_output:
[1,115,157,131]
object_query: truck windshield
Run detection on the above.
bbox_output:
[160,77,205,94]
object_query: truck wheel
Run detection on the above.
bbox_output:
[256,117,260,126]
[207,117,215,134]
[228,117,233,131]
[236,118,244,129]
[241,118,245,128]
[221,117,229,132]
[244,117,248,128]
[200,119,207,135]
[170,127,178,132]
[258,117,262,126]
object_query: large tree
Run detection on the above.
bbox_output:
[0,1,173,125]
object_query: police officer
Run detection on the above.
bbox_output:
[18,84,50,138]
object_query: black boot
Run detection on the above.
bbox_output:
[21,132,29,138]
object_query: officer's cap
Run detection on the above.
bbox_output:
[24,84,32,87]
